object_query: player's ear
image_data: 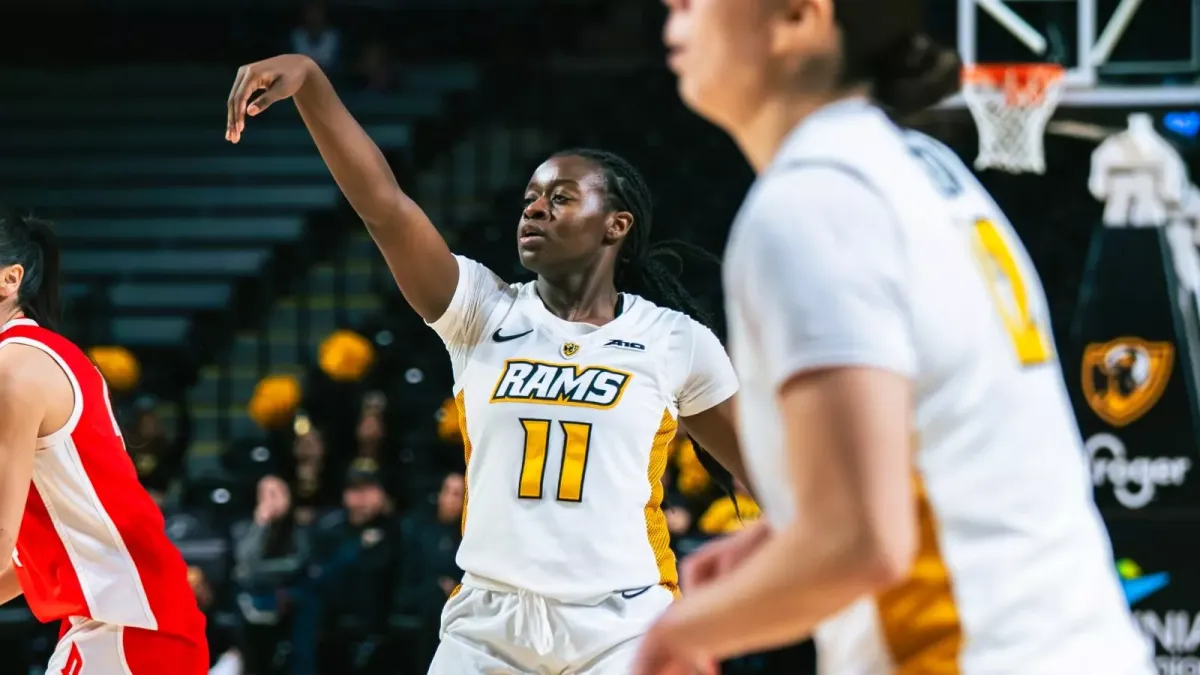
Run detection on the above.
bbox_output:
[770,0,835,60]
[605,211,634,246]
[0,263,24,302]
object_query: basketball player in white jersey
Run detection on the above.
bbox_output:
[225,55,746,674]
[632,1,1156,674]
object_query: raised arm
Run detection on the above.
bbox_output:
[226,55,459,323]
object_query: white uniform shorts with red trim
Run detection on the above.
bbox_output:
[48,618,208,675]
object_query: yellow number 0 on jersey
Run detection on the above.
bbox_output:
[518,419,592,502]
[971,218,1053,366]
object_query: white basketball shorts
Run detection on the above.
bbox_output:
[428,575,675,675]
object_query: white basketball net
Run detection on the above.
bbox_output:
[963,66,1065,175]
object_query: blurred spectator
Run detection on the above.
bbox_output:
[233,476,310,675]
[355,391,406,505]
[698,479,762,535]
[127,397,186,506]
[291,1,341,71]
[354,40,397,92]
[661,468,705,558]
[394,471,463,673]
[395,472,463,619]
[664,504,693,537]
[670,436,713,502]
[189,565,244,675]
[355,391,390,462]
[288,423,340,525]
[301,460,401,673]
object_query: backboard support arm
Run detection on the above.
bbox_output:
[956,0,1166,87]
[944,0,1198,109]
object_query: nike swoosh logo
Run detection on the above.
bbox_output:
[1122,572,1170,606]
[492,328,533,343]
[620,586,652,599]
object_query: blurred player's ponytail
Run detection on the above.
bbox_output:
[834,1,961,116]
[553,148,737,496]
[868,34,961,116]
[0,210,62,331]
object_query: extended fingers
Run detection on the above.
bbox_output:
[227,65,267,143]
[231,72,261,141]
[226,66,250,142]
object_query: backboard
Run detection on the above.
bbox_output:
[939,0,1200,109]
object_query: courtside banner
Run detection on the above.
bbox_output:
[1106,518,1200,672]
[1065,226,1200,516]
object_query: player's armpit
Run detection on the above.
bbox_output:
[0,346,54,567]
[679,397,750,488]
[0,562,22,605]
[778,366,917,585]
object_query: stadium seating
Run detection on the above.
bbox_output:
[0,64,479,459]
[54,217,307,242]
[62,250,271,276]
[108,282,235,310]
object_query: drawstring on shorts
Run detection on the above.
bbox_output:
[515,588,555,656]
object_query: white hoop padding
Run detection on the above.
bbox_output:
[1090,113,1190,227]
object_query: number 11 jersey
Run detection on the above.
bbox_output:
[429,256,738,602]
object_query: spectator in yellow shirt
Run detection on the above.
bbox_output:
[670,436,711,498]
[698,479,761,535]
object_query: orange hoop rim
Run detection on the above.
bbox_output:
[962,63,1066,105]
[962,63,1066,84]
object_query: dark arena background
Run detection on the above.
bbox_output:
[0,0,1197,673]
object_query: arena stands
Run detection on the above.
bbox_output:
[2,3,807,673]
[4,0,1195,673]
[0,62,478,454]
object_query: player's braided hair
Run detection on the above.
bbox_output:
[553,148,736,497]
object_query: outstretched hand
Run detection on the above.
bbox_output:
[226,54,317,143]
[631,620,718,675]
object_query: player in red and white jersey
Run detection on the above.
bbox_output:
[0,213,207,674]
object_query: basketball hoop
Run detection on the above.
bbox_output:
[962,64,1066,175]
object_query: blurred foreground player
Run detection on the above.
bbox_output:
[634,0,1157,674]
[0,213,207,673]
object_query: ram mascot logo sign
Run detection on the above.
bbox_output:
[1082,337,1174,427]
